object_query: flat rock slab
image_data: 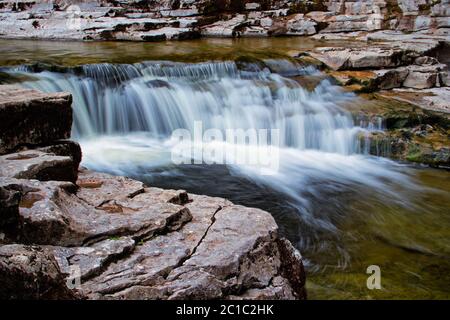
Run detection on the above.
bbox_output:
[0,175,191,246]
[0,85,72,155]
[0,169,306,300]
[49,237,135,281]
[82,194,303,300]
[309,46,416,71]
[0,150,78,183]
[379,87,450,114]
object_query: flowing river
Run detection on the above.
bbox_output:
[1,39,449,299]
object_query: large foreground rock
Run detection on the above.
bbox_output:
[0,85,72,155]
[379,87,450,114]
[0,244,79,299]
[0,169,306,299]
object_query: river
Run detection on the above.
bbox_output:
[1,38,449,299]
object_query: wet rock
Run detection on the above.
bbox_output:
[373,67,410,90]
[277,238,307,299]
[361,129,450,168]
[226,277,296,299]
[0,244,78,299]
[0,150,78,183]
[330,67,409,91]
[82,194,230,298]
[0,164,306,300]
[0,85,72,155]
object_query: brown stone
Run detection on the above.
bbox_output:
[0,85,72,155]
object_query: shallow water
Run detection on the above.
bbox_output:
[1,38,449,299]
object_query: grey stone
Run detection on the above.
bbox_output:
[0,244,79,299]
[0,150,78,183]
[0,85,72,155]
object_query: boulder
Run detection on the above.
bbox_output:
[49,237,135,281]
[0,150,78,183]
[0,85,72,155]
[0,167,306,299]
[373,67,410,90]
[309,46,414,71]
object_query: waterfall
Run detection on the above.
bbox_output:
[7,60,361,155]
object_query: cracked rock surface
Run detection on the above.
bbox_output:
[0,169,306,300]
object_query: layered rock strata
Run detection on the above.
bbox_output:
[0,1,448,41]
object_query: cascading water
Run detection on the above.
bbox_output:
[4,59,449,298]
[11,60,359,154]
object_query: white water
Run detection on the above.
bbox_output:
[5,60,419,233]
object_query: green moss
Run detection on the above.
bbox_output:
[406,144,423,162]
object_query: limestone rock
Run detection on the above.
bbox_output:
[49,237,135,280]
[403,63,447,89]
[0,150,78,183]
[80,193,304,300]
[0,85,72,155]
[0,167,306,299]
[0,185,20,239]
[310,45,418,71]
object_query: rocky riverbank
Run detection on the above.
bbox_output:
[0,84,306,300]
[0,1,448,41]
